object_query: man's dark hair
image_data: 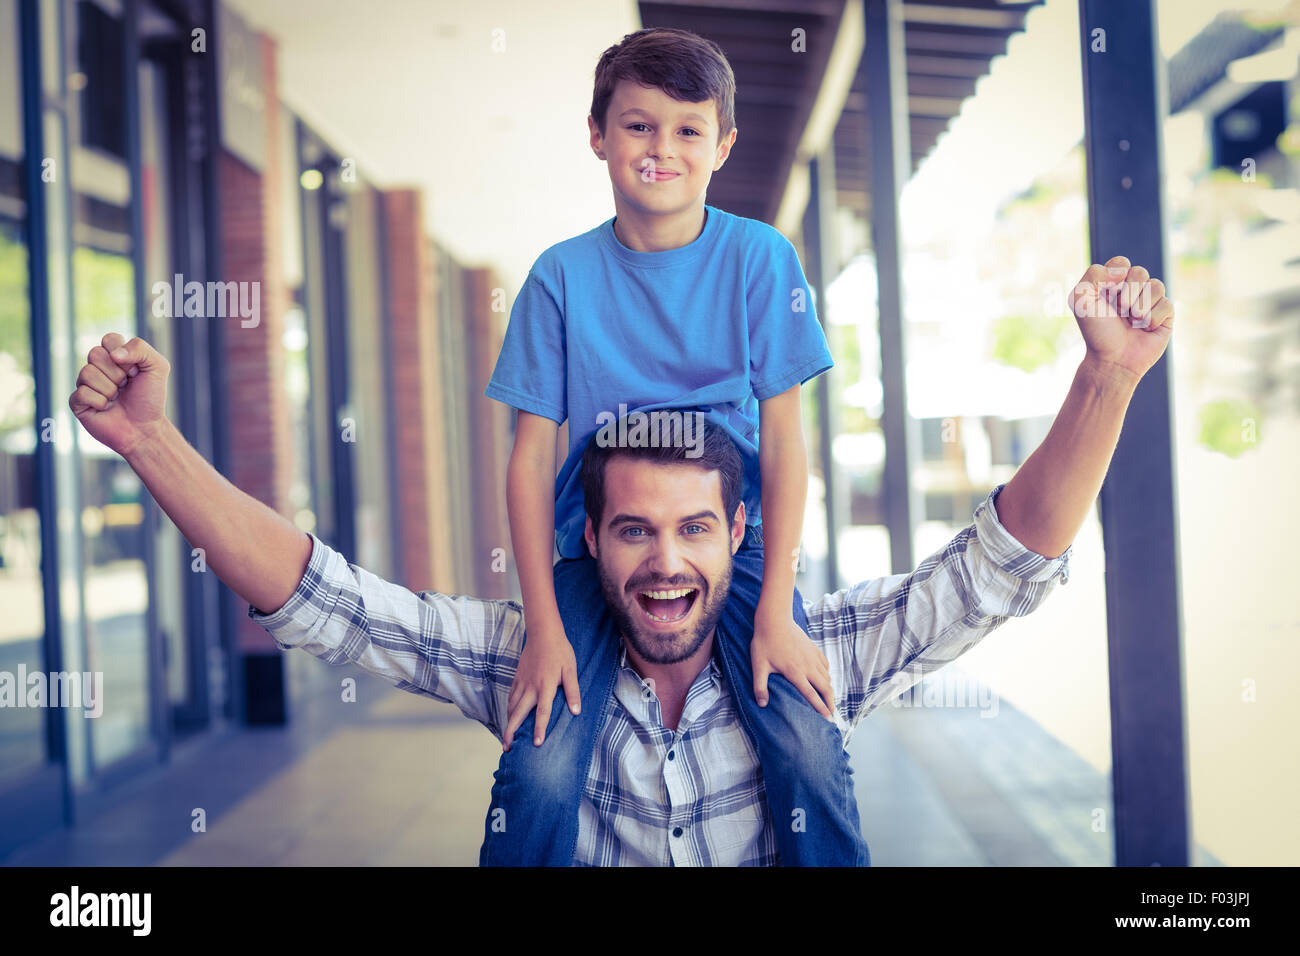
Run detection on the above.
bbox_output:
[589,27,737,141]
[580,415,743,538]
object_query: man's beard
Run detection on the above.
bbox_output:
[597,554,734,665]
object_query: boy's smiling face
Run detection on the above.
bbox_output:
[589,79,737,220]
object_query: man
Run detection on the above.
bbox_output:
[68,255,1173,865]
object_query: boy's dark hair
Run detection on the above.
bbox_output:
[580,415,744,538]
[590,27,736,142]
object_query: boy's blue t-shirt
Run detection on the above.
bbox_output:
[484,203,833,560]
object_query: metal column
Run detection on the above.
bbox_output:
[17,0,72,841]
[803,151,847,593]
[1079,0,1190,866]
[863,0,920,574]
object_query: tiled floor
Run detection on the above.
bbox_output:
[1,665,1221,866]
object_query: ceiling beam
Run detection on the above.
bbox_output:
[644,0,843,13]
[644,10,837,40]
[901,2,1028,30]
[902,0,1036,10]
[903,53,996,75]
[773,0,864,232]
[638,0,1042,235]
[907,73,979,97]
[905,28,1016,55]
[907,94,968,116]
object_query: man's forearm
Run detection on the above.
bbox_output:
[995,357,1139,559]
[125,418,313,614]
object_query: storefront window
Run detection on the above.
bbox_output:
[67,0,152,770]
[279,109,315,539]
[343,181,394,579]
[0,0,47,791]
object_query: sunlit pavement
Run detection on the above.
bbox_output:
[155,689,501,866]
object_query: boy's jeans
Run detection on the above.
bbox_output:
[480,527,871,866]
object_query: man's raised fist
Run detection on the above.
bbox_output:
[68,332,171,458]
[1067,254,1175,383]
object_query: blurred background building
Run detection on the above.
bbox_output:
[0,0,1296,866]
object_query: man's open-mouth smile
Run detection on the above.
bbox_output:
[635,587,699,625]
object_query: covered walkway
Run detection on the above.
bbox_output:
[0,666,1224,866]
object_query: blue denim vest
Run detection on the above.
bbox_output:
[480,530,871,866]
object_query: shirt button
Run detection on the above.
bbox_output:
[672,826,683,838]
[667,750,675,761]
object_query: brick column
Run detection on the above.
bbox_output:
[383,189,457,593]
[465,268,512,598]
[218,34,292,722]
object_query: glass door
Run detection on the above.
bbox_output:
[138,0,211,737]
[0,0,64,839]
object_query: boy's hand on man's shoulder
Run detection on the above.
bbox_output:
[504,621,580,752]
[751,607,836,720]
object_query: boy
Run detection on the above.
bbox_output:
[484,26,868,865]
[490,25,834,741]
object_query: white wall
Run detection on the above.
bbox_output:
[223,0,641,293]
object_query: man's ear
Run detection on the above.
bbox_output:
[713,126,737,171]
[730,501,746,555]
[584,515,599,559]
[588,114,607,160]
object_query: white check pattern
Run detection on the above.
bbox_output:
[250,483,1071,865]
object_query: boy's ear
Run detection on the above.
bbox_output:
[584,515,599,559]
[713,126,737,171]
[588,114,607,160]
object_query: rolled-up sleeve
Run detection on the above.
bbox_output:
[247,533,348,646]
[972,483,1072,587]
[248,533,523,740]
[806,482,1072,734]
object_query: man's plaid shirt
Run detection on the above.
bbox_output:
[249,483,1071,865]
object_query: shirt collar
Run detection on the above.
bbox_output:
[615,635,722,731]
